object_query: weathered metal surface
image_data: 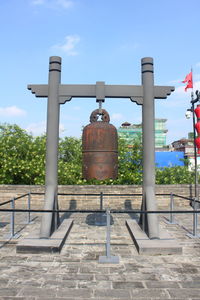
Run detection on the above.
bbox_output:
[82,109,118,180]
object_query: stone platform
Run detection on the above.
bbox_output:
[16,219,73,253]
[0,211,200,299]
[126,219,182,255]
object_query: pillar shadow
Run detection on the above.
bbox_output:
[189,184,193,199]
[60,199,77,223]
[189,184,195,208]
[124,199,139,222]
[0,222,9,228]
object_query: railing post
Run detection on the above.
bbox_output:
[100,192,103,210]
[106,209,111,258]
[99,209,119,264]
[166,193,177,225]
[170,193,175,224]
[27,192,31,224]
[193,199,198,236]
[6,197,20,239]
[187,197,200,238]
[10,198,15,238]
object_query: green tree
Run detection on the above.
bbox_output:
[0,123,196,185]
[155,165,194,184]
[114,138,142,184]
[58,137,82,184]
[0,124,45,184]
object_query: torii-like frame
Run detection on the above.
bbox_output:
[28,56,174,239]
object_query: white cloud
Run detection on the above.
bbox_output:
[32,0,45,5]
[56,0,73,8]
[59,123,65,133]
[167,79,182,85]
[174,81,200,96]
[160,83,200,110]
[120,42,140,51]
[31,0,73,9]
[196,62,200,68]
[194,74,200,81]
[73,106,81,110]
[111,113,124,121]
[167,117,193,144]
[26,121,65,136]
[0,106,26,117]
[26,121,46,136]
[52,35,80,56]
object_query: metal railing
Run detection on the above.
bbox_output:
[0,192,32,238]
[0,191,199,239]
[166,193,200,238]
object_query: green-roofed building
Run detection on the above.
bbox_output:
[118,119,168,149]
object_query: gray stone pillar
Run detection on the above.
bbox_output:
[40,56,61,238]
[141,57,159,239]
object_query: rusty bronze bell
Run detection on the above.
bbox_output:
[82,109,118,180]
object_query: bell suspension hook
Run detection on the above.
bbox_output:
[98,100,103,115]
[96,81,105,115]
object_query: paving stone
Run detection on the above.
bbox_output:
[180,281,200,288]
[56,288,92,298]
[127,273,159,281]
[145,281,180,288]
[34,298,78,300]
[48,265,79,274]
[124,262,145,270]
[0,279,9,287]
[170,267,199,274]
[94,289,131,298]
[78,280,111,289]
[158,272,189,282]
[168,288,200,298]
[19,287,57,298]
[61,274,94,281]
[112,281,144,288]
[79,266,110,274]
[92,298,131,300]
[0,288,20,297]
[7,280,42,288]
[27,255,55,262]
[1,212,200,299]
[0,256,28,263]
[185,275,200,281]
[42,279,77,288]
[0,297,36,300]
[130,288,170,298]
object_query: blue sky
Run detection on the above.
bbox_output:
[0,0,200,144]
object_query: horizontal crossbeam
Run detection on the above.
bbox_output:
[27,83,175,105]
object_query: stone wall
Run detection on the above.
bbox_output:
[0,184,195,210]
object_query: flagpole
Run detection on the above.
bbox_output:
[189,68,197,200]
[184,69,199,207]
[191,67,194,99]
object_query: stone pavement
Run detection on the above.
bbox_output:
[0,210,200,299]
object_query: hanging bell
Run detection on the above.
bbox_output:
[82,109,118,180]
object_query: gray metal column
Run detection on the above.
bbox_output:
[141,57,159,239]
[40,56,61,238]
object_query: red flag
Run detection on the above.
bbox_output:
[182,71,193,91]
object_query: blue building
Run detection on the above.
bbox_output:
[155,151,184,168]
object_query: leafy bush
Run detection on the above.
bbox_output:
[155,165,194,184]
[0,124,45,184]
[0,123,196,185]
